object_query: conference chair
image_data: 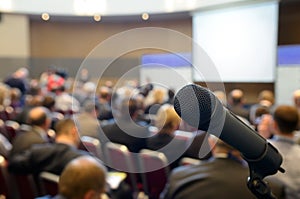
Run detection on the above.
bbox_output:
[138,149,170,199]
[104,142,139,193]
[4,120,20,142]
[0,156,18,199]
[180,157,202,166]
[39,171,59,196]
[81,136,103,160]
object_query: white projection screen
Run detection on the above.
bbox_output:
[192,1,278,82]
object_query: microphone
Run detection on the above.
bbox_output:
[173,84,284,179]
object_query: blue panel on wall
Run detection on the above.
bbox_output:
[278,45,300,66]
[141,52,192,67]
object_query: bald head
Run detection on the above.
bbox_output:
[229,89,244,105]
[28,106,50,127]
[59,156,107,199]
[258,90,274,105]
[293,89,300,107]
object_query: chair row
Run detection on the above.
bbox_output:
[0,155,59,199]
[81,136,201,199]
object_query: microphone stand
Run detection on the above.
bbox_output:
[245,141,285,199]
[247,166,277,199]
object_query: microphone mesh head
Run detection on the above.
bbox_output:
[174,84,217,131]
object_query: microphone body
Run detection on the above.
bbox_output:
[174,84,283,178]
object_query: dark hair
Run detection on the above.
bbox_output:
[273,105,299,134]
[120,98,138,117]
[42,95,56,110]
[168,88,175,99]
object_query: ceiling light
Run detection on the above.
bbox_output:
[41,13,50,21]
[93,14,101,22]
[142,13,149,21]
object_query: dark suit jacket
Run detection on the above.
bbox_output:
[9,126,48,158]
[160,157,285,199]
[102,119,150,153]
[8,143,88,175]
[146,133,188,169]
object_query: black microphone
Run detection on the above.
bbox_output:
[173,84,284,179]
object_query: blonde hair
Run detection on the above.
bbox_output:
[155,104,181,132]
[0,83,11,107]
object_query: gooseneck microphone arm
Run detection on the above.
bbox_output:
[173,84,285,199]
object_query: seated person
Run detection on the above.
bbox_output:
[38,156,107,199]
[102,98,150,153]
[160,135,285,199]
[146,104,188,169]
[74,101,102,140]
[227,89,250,121]
[8,118,89,175]
[9,106,51,157]
[267,105,300,199]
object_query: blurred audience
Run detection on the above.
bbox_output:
[257,114,274,139]
[227,89,249,121]
[146,104,187,169]
[249,90,275,125]
[54,86,80,113]
[15,95,44,124]
[268,105,300,199]
[97,86,113,121]
[8,118,88,175]
[102,98,149,153]
[144,88,166,115]
[74,101,102,140]
[4,67,29,98]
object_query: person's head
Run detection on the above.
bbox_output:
[293,89,300,108]
[10,88,21,102]
[119,98,139,120]
[228,89,244,105]
[155,104,181,134]
[273,105,299,135]
[14,67,29,79]
[82,100,99,117]
[58,156,107,199]
[42,95,56,111]
[167,88,175,100]
[258,90,274,106]
[0,83,11,107]
[55,118,80,147]
[28,106,51,130]
[83,82,96,95]
[98,86,110,100]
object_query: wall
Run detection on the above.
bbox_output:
[0,14,30,78]
[29,17,192,80]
